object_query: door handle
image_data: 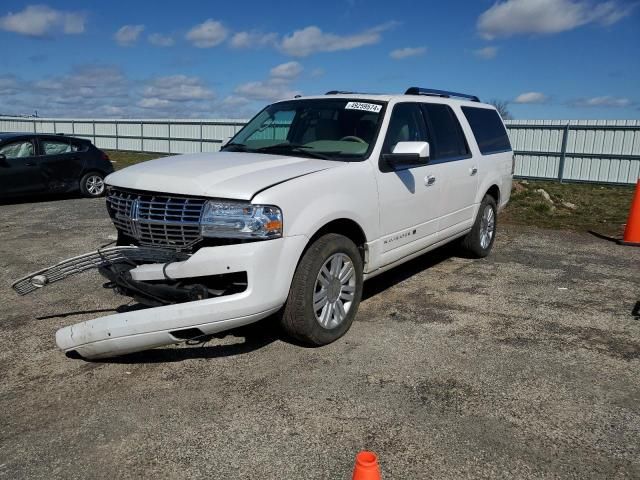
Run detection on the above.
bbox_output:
[425,175,436,186]
[470,166,478,176]
[25,162,37,167]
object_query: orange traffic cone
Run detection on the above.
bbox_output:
[620,179,640,246]
[352,451,381,480]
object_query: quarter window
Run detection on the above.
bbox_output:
[0,140,34,159]
[461,107,512,155]
[422,103,469,160]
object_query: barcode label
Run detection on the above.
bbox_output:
[345,102,382,113]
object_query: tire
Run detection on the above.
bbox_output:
[80,171,106,198]
[460,194,498,258]
[280,233,363,346]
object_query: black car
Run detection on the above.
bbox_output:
[0,133,114,199]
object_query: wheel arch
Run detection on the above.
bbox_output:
[485,184,500,205]
[304,218,368,263]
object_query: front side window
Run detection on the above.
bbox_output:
[0,140,34,159]
[422,104,470,160]
[461,107,512,155]
[223,99,386,161]
[382,103,428,154]
[41,139,72,155]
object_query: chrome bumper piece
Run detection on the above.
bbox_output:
[12,246,188,296]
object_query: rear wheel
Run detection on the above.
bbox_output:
[80,172,106,198]
[280,233,363,345]
[460,194,497,258]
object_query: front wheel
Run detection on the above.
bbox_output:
[280,233,363,346]
[79,172,106,198]
[460,195,498,258]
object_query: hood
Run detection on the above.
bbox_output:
[105,151,346,200]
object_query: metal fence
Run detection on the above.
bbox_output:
[0,117,247,154]
[1,116,639,185]
[505,120,640,185]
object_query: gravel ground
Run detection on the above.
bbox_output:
[1,195,639,479]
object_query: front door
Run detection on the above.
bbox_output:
[374,102,443,268]
[0,138,43,197]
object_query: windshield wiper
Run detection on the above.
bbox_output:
[221,142,250,152]
[253,143,336,160]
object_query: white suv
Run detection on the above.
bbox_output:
[14,87,513,359]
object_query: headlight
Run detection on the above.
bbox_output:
[200,201,283,239]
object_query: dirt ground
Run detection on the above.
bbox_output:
[1,195,639,479]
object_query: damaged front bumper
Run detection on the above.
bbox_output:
[13,237,308,359]
[12,246,188,296]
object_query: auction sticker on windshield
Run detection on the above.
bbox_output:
[345,102,382,113]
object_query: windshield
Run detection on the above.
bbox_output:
[222,99,386,161]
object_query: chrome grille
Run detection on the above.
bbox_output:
[107,188,206,248]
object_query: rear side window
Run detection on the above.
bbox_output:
[70,140,89,152]
[461,107,512,155]
[422,103,469,160]
[41,139,72,155]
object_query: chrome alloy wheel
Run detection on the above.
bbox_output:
[313,253,357,329]
[86,175,105,196]
[479,204,495,249]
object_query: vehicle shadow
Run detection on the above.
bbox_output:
[362,242,459,300]
[88,317,281,364]
[78,242,462,364]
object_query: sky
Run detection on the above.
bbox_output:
[0,0,638,120]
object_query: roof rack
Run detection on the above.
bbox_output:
[325,90,358,95]
[404,87,480,102]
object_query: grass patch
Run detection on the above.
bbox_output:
[503,180,635,236]
[104,150,635,236]
[106,150,167,170]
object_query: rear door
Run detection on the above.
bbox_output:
[420,103,478,237]
[37,136,85,192]
[0,137,43,197]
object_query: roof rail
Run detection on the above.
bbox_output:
[404,87,480,102]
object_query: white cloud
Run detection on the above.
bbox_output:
[310,68,325,78]
[232,60,306,102]
[474,46,498,59]
[234,81,300,102]
[389,46,426,60]
[279,22,397,57]
[0,5,86,37]
[270,61,303,80]
[186,19,228,48]
[513,92,549,103]
[33,66,129,99]
[142,75,215,101]
[148,33,175,47]
[478,0,634,39]
[0,65,224,118]
[137,98,171,109]
[0,75,20,95]
[570,96,632,107]
[115,24,145,46]
[230,31,278,48]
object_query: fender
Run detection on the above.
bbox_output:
[253,160,381,244]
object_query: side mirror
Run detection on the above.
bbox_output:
[382,141,430,170]
[0,153,7,165]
